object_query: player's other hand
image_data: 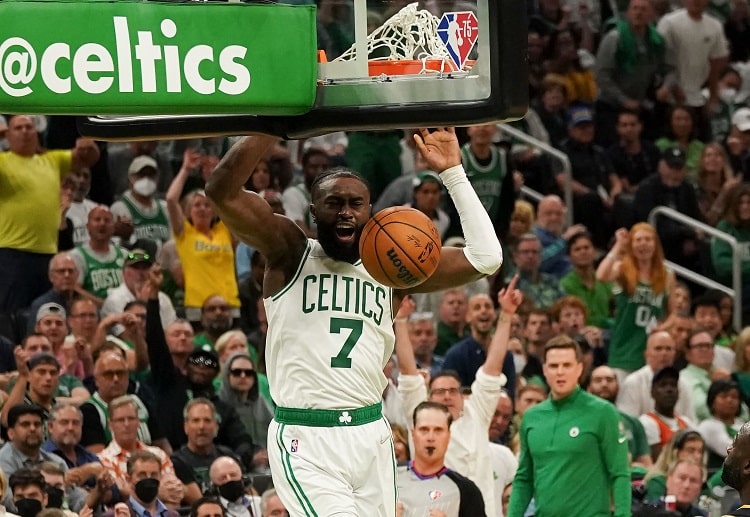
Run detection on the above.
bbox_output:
[414,128,461,173]
[396,295,416,321]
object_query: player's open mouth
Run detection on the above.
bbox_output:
[335,225,356,242]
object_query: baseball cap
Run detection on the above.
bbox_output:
[652,366,680,385]
[412,171,443,189]
[188,348,220,370]
[124,249,154,268]
[27,352,61,371]
[567,105,594,127]
[127,156,159,175]
[732,108,750,132]
[36,302,66,324]
[661,147,686,169]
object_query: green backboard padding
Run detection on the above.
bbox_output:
[0,1,317,115]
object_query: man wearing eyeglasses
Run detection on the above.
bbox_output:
[79,348,169,454]
[97,395,181,504]
[26,253,81,334]
[680,328,733,422]
[101,249,177,331]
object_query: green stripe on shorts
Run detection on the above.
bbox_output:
[276,423,317,516]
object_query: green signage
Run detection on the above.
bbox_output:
[0,1,317,115]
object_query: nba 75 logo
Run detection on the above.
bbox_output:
[290,439,299,453]
[437,11,479,70]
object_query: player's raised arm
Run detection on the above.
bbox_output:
[205,136,307,265]
[407,128,503,293]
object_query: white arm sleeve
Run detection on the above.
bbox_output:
[440,164,503,275]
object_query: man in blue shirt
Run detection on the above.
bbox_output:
[120,450,178,517]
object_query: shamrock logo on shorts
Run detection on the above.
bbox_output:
[339,411,352,424]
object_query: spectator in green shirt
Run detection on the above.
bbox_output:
[560,230,614,329]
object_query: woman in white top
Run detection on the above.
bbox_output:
[698,378,745,459]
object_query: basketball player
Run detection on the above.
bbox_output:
[205,128,503,516]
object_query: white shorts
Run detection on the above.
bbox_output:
[267,404,397,516]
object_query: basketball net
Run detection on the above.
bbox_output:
[333,2,455,73]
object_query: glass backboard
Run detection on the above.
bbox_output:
[69,0,529,139]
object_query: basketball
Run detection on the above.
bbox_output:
[359,207,442,289]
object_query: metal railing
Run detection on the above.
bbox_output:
[648,206,743,330]
[498,122,573,227]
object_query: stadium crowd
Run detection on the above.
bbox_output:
[1,0,750,515]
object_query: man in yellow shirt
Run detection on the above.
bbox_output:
[0,115,100,313]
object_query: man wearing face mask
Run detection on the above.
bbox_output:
[209,456,260,517]
[9,469,48,517]
[118,450,179,517]
[111,156,172,248]
[37,461,87,514]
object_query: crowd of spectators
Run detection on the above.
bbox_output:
[0,0,749,514]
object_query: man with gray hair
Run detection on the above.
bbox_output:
[407,311,443,376]
[42,403,101,483]
[505,233,565,310]
[260,488,288,517]
[27,253,81,333]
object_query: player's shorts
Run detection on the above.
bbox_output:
[267,402,397,516]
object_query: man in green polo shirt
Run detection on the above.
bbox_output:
[508,335,631,517]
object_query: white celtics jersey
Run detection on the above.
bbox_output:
[265,239,395,409]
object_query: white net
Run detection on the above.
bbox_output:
[333,2,452,65]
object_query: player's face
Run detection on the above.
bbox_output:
[543,348,583,400]
[312,177,371,263]
[412,407,450,462]
[723,434,748,490]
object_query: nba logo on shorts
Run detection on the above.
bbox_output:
[290,439,299,453]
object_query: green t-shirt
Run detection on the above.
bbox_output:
[609,281,666,371]
[560,270,614,329]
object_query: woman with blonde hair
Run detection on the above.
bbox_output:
[597,223,672,379]
[166,148,240,323]
[643,429,706,502]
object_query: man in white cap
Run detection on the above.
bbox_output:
[111,156,172,248]
[728,107,750,176]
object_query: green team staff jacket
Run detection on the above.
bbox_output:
[507,386,631,517]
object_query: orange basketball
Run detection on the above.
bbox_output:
[359,207,442,289]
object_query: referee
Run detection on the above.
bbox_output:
[397,401,486,517]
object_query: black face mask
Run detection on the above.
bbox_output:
[45,486,64,509]
[134,478,160,504]
[15,498,43,517]
[217,479,245,502]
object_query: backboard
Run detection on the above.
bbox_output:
[0,0,528,139]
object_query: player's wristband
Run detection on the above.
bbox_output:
[440,164,503,275]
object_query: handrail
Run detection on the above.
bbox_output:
[648,206,743,331]
[498,122,573,227]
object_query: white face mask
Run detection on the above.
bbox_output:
[719,87,737,104]
[133,177,157,197]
